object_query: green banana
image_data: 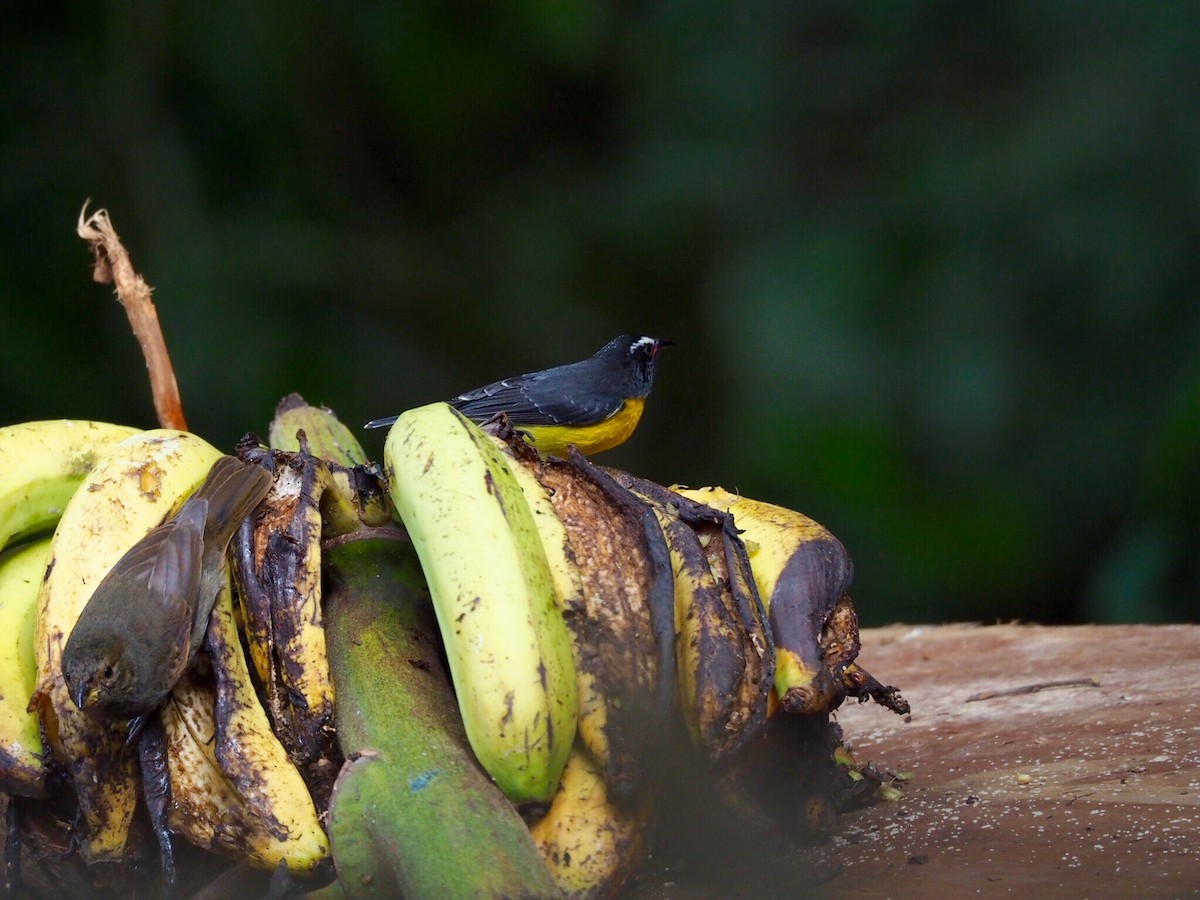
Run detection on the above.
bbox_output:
[323,535,561,898]
[0,419,141,551]
[0,537,53,796]
[382,402,577,803]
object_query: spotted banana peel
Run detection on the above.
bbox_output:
[382,402,578,804]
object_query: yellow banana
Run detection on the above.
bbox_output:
[0,419,141,551]
[672,486,852,716]
[529,745,652,899]
[382,402,577,803]
[0,537,53,797]
[486,430,613,783]
[31,429,222,862]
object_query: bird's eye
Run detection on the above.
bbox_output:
[63,672,72,684]
[103,665,114,679]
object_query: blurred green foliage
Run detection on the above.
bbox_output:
[2,3,1198,625]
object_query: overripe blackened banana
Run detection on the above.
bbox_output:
[161,665,328,869]
[232,401,391,807]
[382,402,578,804]
[672,486,854,716]
[204,567,328,869]
[529,745,652,899]
[496,436,674,801]
[609,475,773,761]
[31,430,222,863]
[232,443,340,805]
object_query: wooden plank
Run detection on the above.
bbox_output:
[806,623,1200,898]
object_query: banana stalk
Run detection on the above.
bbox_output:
[323,535,561,898]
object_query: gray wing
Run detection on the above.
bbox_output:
[451,367,624,427]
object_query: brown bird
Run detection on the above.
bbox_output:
[61,455,271,738]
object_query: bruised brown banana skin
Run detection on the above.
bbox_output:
[606,473,773,761]
[767,535,853,715]
[507,441,673,802]
[232,443,340,808]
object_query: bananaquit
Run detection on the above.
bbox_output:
[366,334,672,456]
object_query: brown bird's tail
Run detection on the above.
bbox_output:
[183,455,274,660]
[191,455,273,551]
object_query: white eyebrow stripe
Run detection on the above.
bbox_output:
[630,336,655,352]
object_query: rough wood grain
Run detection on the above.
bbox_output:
[810,623,1200,898]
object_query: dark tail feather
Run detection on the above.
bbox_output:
[191,455,273,549]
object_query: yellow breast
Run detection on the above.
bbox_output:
[520,398,646,456]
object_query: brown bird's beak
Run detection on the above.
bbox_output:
[72,681,98,711]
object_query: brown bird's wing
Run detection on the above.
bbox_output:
[136,511,205,667]
[181,456,272,657]
[190,455,273,551]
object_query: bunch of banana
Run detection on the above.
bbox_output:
[0,398,909,900]
[0,419,332,890]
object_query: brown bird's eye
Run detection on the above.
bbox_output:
[103,665,113,679]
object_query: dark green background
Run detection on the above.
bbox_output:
[3,4,1198,626]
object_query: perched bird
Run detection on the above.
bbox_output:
[366,334,672,456]
[61,455,271,737]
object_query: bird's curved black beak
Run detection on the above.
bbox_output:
[652,339,675,356]
[71,680,91,711]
